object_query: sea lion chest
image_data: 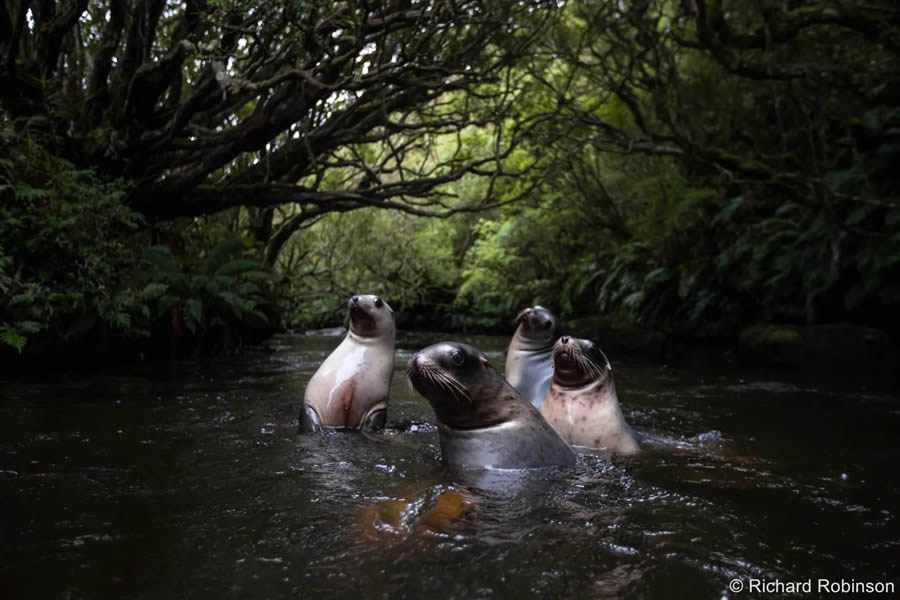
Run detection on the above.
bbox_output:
[438,416,575,470]
[505,347,554,408]
[540,382,639,453]
[304,337,394,428]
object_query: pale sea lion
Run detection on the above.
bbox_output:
[504,306,560,408]
[540,336,640,455]
[301,294,395,432]
[407,342,575,469]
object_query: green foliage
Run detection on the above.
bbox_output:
[4,0,899,352]
[276,208,466,328]
[143,238,275,335]
[0,117,145,352]
[443,1,900,337]
[0,114,279,357]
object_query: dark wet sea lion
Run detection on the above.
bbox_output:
[540,337,640,455]
[504,306,560,408]
[408,342,575,469]
[301,294,395,432]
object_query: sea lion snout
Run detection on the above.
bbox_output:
[554,336,574,359]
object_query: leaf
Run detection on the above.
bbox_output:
[713,196,742,224]
[141,282,169,300]
[847,204,876,226]
[204,237,243,275]
[156,295,180,318]
[184,298,204,333]
[215,259,266,277]
[644,267,672,287]
[623,290,645,310]
[0,325,28,352]
[143,245,179,272]
[250,309,270,325]
[678,273,698,299]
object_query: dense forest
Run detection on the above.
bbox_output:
[1,0,898,364]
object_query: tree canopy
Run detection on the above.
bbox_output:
[2,0,899,358]
[2,1,557,222]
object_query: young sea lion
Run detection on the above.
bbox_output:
[301,294,395,432]
[504,306,561,408]
[408,342,575,469]
[540,336,640,455]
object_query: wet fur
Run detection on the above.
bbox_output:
[505,306,560,408]
[540,338,640,455]
[408,342,575,469]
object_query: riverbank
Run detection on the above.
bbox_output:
[3,314,897,382]
[566,315,899,377]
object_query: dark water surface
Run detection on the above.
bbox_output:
[1,333,898,599]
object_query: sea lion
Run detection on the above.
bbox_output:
[504,305,560,408]
[407,342,575,470]
[540,336,640,455]
[301,294,395,432]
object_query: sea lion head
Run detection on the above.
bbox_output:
[512,305,560,349]
[552,337,612,388]
[346,294,394,339]
[407,342,517,429]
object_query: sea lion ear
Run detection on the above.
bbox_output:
[513,308,529,325]
[595,346,612,372]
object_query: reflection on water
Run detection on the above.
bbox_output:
[1,332,898,599]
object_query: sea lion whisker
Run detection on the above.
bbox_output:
[551,345,563,362]
[417,366,465,404]
[433,371,472,404]
[430,368,470,404]
[584,355,605,381]
[574,350,601,381]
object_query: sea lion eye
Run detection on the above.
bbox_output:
[374,298,383,308]
[449,349,464,365]
[543,320,551,329]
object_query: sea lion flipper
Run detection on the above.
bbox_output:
[361,407,387,433]
[299,405,323,433]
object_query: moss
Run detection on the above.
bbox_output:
[740,323,897,371]
[765,327,803,344]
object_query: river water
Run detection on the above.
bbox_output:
[1,332,898,599]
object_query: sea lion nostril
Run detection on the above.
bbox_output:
[352,295,359,304]
[561,336,569,344]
